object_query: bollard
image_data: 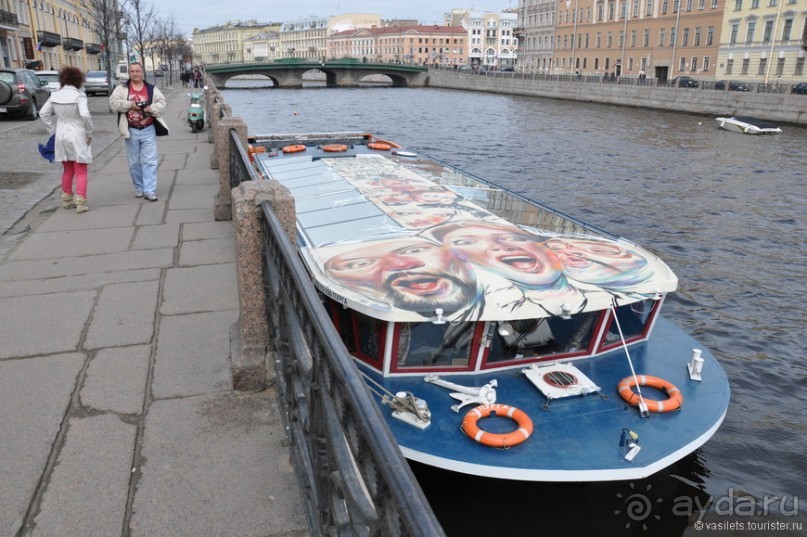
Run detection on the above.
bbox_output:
[209,102,231,169]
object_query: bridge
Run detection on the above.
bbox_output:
[205,59,429,88]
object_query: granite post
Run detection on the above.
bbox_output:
[209,102,231,170]
[230,180,296,392]
[213,115,247,221]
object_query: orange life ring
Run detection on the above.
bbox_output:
[322,144,348,152]
[281,144,306,153]
[367,142,391,150]
[461,404,533,448]
[617,375,682,413]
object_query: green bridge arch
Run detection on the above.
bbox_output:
[205,60,429,89]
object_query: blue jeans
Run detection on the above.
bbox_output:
[125,125,158,195]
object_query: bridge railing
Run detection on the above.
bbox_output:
[224,130,445,537]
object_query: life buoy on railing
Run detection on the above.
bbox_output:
[461,404,533,448]
[368,142,392,150]
[617,375,682,413]
[281,144,306,153]
[322,144,348,152]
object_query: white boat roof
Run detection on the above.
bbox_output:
[254,146,677,323]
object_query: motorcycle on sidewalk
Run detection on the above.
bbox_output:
[187,87,207,133]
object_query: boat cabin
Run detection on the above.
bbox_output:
[252,135,677,379]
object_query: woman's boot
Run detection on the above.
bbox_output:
[61,192,75,209]
[75,195,89,214]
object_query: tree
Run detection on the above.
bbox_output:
[124,0,157,71]
[73,0,126,94]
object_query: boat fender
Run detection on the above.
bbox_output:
[281,144,306,154]
[617,375,682,413]
[461,404,533,448]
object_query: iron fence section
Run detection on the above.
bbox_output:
[260,203,445,537]
[225,129,444,536]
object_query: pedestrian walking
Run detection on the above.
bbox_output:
[109,62,169,201]
[39,66,94,214]
[193,69,202,88]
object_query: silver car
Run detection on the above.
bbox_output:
[84,70,110,96]
[35,70,61,91]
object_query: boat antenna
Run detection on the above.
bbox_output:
[610,304,649,417]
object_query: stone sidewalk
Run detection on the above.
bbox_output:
[0,87,308,536]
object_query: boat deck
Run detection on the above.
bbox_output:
[360,317,729,482]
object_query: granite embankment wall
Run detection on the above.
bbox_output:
[426,70,807,126]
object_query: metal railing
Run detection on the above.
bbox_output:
[227,131,445,537]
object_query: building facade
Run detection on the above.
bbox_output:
[449,9,520,68]
[327,25,467,65]
[716,0,806,83]
[517,0,557,73]
[1,0,112,71]
[192,20,278,65]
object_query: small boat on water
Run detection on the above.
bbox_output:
[250,133,730,482]
[715,115,782,134]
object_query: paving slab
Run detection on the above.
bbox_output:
[31,414,137,537]
[37,204,140,232]
[0,291,95,359]
[9,227,134,261]
[159,152,186,171]
[129,391,307,537]
[0,268,160,299]
[132,223,180,250]
[161,263,238,315]
[0,353,85,535]
[179,237,235,266]
[165,207,214,225]
[169,184,218,210]
[0,248,174,282]
[135,198,168,226]
[80,346,150,415]
[152,309,236,399]
[84,280,160,349]
[182,221,234,241]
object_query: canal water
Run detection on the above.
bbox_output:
[221,80,806,536]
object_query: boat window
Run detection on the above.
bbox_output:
[395,322,475,369]
[486,312,600,363]
[601,299,658,348]
[327,299,384,368]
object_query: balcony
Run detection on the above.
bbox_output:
[85,42,102,54]
[0,9,19,27]
[63,37,84,51]
[37,30,62,48]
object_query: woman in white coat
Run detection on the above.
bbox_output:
[40,66,94,213]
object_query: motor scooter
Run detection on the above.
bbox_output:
[186,87,207,133]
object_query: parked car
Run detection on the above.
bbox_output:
[792,82,807,95]
[672,76,699,88]
[35,70,61,91]
[0,68,51,120]
[153,68,164,77]
[501,66,515,72]
[714,80,750,92]
[84,70,110,96]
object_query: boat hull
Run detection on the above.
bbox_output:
[361,316,730,482]
[716,116,782,134]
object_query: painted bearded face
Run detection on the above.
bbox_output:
[439,223,563,288]
[324,238,477,315]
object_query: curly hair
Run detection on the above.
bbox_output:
[58,66,85,89]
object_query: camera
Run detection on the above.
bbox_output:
[136,101,149,109]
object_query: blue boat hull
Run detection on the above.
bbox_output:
[359,316,729,482]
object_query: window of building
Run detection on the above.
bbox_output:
[687,0,693,9]
[699,0,705,8]
[644,29,650,46]
[758,57,767,74]
[746,21,756,43]
[741,58,750,74]
[776,57,785,75]
[646,0,653,15]
[763,20,774,42]
[608,31,613,47]
[703,56,710,71]
[597,31,602,47]
[662,0,668,13]
[751,0,759,7]
[706,26,714,45]
[782,19,792,41]
[659,28,666,46]
[795,57,804,75]
[680,56,686,71]
[682,28,689,46]
[691,56,698,71]
[633,0,639,16]
[619,30,624,47]
[673,0,680,12]
[670,27,676,46]
[730,23,739,44]
[726,58,734,74]
[631,29,637,46]
[694,27,701,46]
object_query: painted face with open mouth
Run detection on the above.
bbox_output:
[324,238,477,314]
[439,223,562,287]
[545,237,649,286]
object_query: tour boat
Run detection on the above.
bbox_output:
[715,116,782,134]
[250,133,730,482]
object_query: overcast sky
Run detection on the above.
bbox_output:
[154,1,514,36]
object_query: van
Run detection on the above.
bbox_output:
[116,62,129,81]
